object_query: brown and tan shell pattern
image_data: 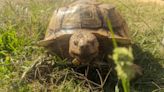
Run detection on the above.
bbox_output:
[38,0,131,60]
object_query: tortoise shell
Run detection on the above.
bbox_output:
[38,0,131,61]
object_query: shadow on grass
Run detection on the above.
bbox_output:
[132,44,164,92]
[103,44,164,92]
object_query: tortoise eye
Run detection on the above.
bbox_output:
[74,41,78,46]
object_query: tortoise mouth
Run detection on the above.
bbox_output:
[71,51,98,63]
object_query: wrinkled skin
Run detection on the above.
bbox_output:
[69,31,99,64]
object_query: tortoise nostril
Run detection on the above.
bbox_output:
[79,45,88,50]
[80,45,84,49]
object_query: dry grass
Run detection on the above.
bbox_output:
[137,0,164,5]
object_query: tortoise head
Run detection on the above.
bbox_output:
[69,31,99,64]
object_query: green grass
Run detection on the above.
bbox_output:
[0,0,164,92]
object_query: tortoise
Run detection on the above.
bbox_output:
[38,0,131,66]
